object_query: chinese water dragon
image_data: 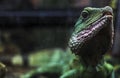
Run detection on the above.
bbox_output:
[20,6,114,78]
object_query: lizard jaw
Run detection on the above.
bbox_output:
[69,14,113,55]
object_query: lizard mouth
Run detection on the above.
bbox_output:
[69,13,113,55]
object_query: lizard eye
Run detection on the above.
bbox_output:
[81,11,89,19]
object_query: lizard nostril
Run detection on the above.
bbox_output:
[103,11,112,16]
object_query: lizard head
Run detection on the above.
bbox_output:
[69,6,114,56]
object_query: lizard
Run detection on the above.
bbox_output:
[19,6,114,78]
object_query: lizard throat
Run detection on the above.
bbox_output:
[69,15,113,54]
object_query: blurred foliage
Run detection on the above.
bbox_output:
[110,0,117,9]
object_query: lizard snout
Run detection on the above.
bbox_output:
[102,6,113,16]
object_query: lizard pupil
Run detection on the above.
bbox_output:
[82,12,89,19]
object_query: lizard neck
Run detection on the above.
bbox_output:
[78,54,104,67]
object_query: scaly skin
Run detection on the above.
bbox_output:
[20,6,114,78]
